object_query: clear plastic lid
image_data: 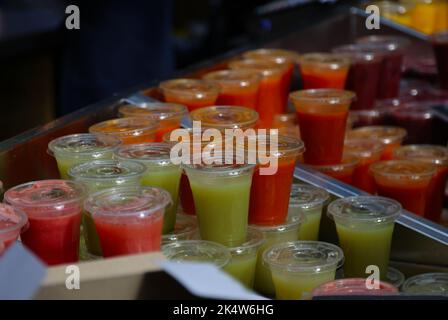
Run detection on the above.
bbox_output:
[237,134,305,160]
[89,117,159,137]
[228,228,264,256]
[159,79,221,99]
[183,155,255,178]
[298,53,351,69]
[332,44,383,63]
[228,58,286,77]
[84,186,171,218]
[289,183,329,210]
[48,133,121,158]
[312,278,398,297]
[162,127,230,151]
[347,126,407,145]
[203,70,261,89]
[356,35,411,52]
[327,196,401,224]
[0,204,28,235]
[162,240,231,268]
[402,273,448,296]
[263,241,344,273]
[115,143,176,167]
[243,48,299,63]
[370,160,436,180]
[290,89,356,106]
[249,212,305,234]
[190,105,259,130]
[118,103,187,120]
[387,267,405,289]
[4,180,86,209]
[162,214,198,244]
[68,160,146,181]
[394,145,448,167]
[344,138,385,159]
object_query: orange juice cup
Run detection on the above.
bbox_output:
[298,53,350,90]
[118,103,188,142]
[370,160,436,216]
[228,59,286,128]
[347,126,407,160]
[203,70,261,109]
[190,105,259,130]
[344,138,385,193]
[394,145,448,222]
[89,117,158,145]
[159,79,220,112]
[307,155,359,185]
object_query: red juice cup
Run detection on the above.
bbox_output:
[118,103,188,142]
[89,117,159,145]
[298,53,350,90]
[356,36,410,99]
[0,204,28,249]
[307,155,359,185]
[190,105,259,130]
[4,180,86,265]
[228,59,286,128]
[431,32,448,90]
[203,70,261,110]
[312,278,398,297]
[290,89,356,165]
[84,186,171,258]
[370,160,436,216]
[332,44,383,110]
[347,126,407,160]
[394,145,448,222]
[243,49,299,109]
[159,79,220,112]
[344,138,384,193]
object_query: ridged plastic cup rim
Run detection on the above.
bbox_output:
[290,89,356,105]
[48,133,121,158]
[118,102,188,121]
[289,183,329,210]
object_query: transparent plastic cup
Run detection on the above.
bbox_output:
[328,196,401,279]
[0,204,28,249]
[288,183,329,241]
[84,186,171,257]
[430,32,448,90]
[312,278,398,297]
[89,117,159,145]
[162,240,231,268]
[4,180,86,265]
[48,133,121,179]
[161,214,198,245]
[190,105,259,130]
[306,155,359,184]
[115,143,182,233]
[401,272,448,296]
[387,266,406,289]
[263,241,344,300]
[370,160,435,215]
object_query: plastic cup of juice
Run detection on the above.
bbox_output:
[344,138,384,193]
[430,32,448,90]
[0,204,28,249]
[183,156,254,247]
[306,155,359,184]
[159,79,221,112]
[288,183,329,241]
[69,159,145,257]
[243,48,299,108]
[347,126,407,160]
[272,113,301,139]
[387,266,406,289]
[328,196,401,279]
[118,103,188,142]
[115,143,182,233]
[223,228,264,288]
[393,145,448,222]
[162,240,231,268]
[348,109,391,127]
[89,117,159,145]
[48,133,121,179]
[312,278,398,297]
[203,70,261,109]
[370,160,435,215]
[298,53,350,90]
[263,241,344,300]
[190,105,259,130]
[161,214,198,245]
[4,180,86,265]
[84,186,171,257]
[401,273,448,296]
[250,214,304,297]
[332,44,383,110]
[228,59,286,128]
[290,89,356,165]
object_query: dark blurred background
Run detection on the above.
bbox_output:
[0,0,360,140]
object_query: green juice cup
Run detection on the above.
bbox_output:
[115,143,182,233]
[250,214,304,297]
[162,214,198,245]
[48,133,121,179]
[327,196,401,280]
[263,241,344,300]
[223,228,264,289]
[69,159,145,257]
[288,184,329,241]
[183,158,255,247]
[162,240,231,268]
